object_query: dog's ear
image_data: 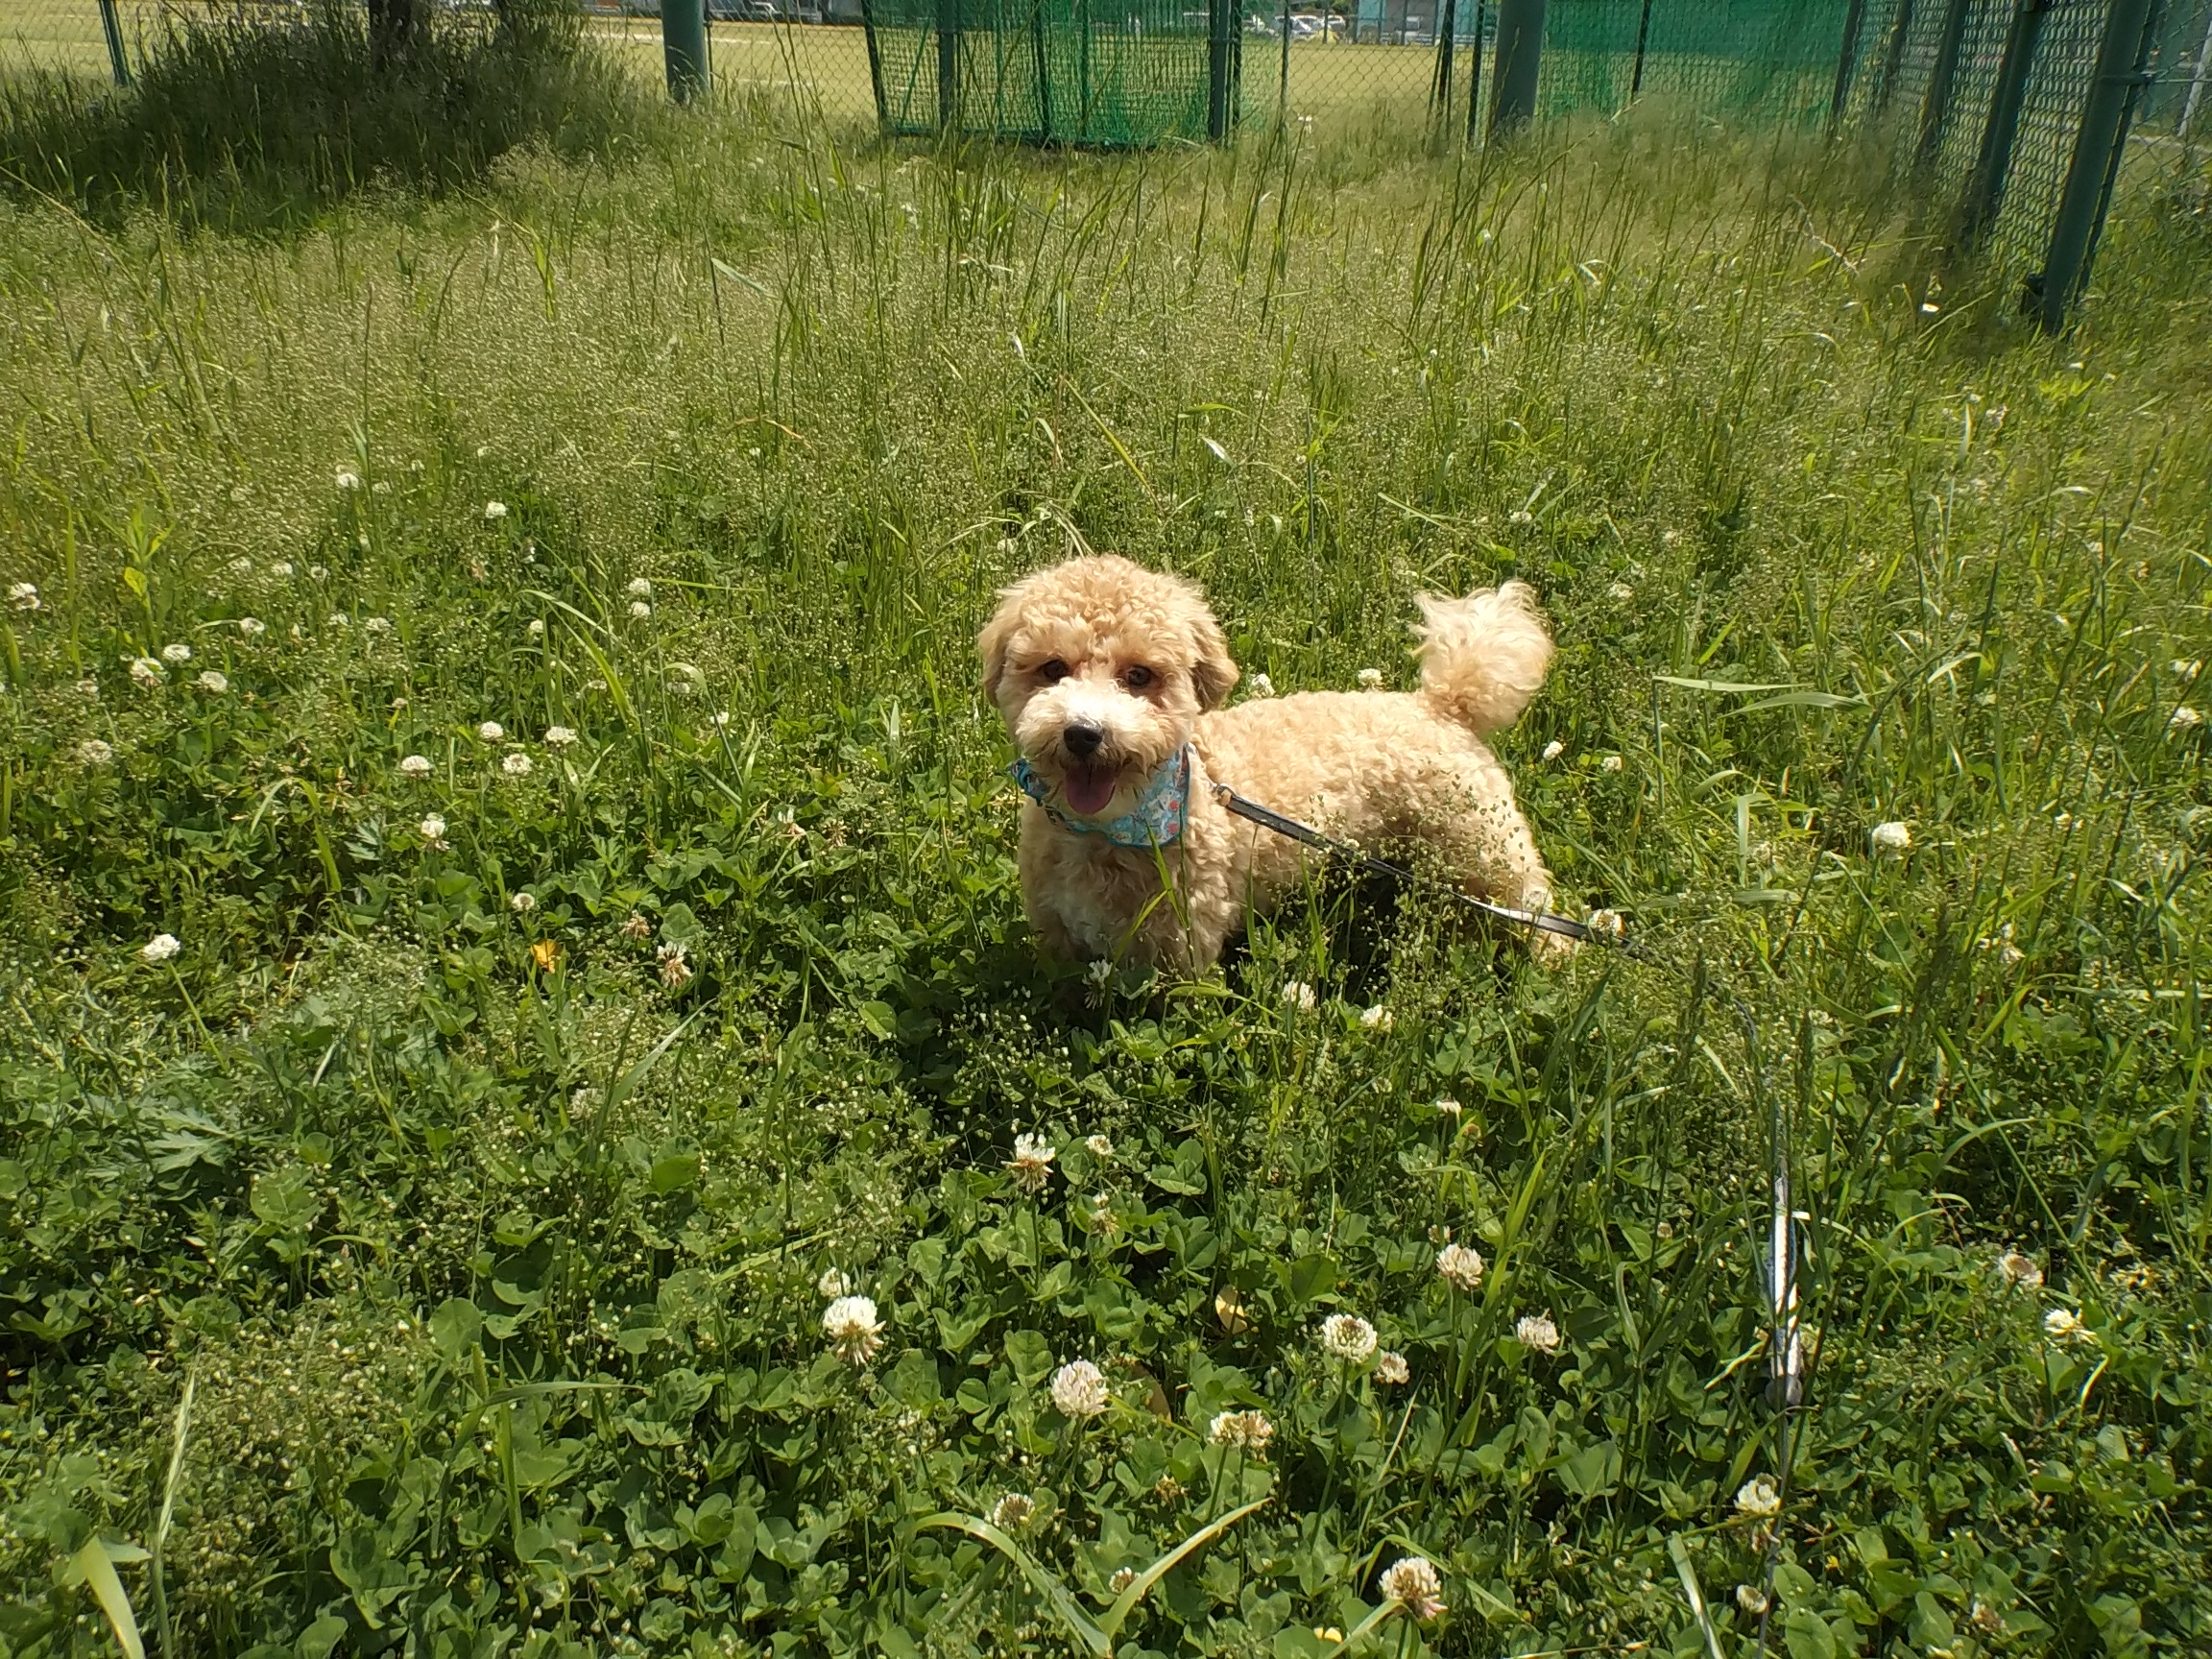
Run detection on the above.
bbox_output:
[1188,607,1239,710]
[976,585,1023,708]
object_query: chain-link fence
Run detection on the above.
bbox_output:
[7,0,2204,319]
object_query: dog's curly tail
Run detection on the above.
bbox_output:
[1411,581,1555,736]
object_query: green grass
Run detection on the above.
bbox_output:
[2,22,2212,1655]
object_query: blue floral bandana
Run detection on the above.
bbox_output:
[1012,746,1193,849]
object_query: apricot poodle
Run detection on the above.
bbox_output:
[978,554,1565,973]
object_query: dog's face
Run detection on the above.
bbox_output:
[978,555,1238,822]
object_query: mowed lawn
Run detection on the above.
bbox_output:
[1,23,2210,1658]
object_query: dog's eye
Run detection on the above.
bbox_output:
[1037,659,1070,684]
[1122,665,1155,689]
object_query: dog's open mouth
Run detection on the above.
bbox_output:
[1062,763,1119,816]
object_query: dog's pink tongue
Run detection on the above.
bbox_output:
[1063,766,1118,816]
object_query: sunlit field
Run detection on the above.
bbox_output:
[2,8,2210,1655]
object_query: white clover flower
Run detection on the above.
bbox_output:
[228,557,253,576]
[161,642,192,664]
[1542,739,1565,760]
[1375,1350,1410,1384]
[527,619,545,638]
[141,933,181,964]
[1085,958,1113,986]
[816,1268,852,1299]
[1509,508,1534,525]
[1608,582,1636,601]
[364,616,392,635]
[73,738,114,766]
[1248,673,1275,697]
[501,753,532,778]
[399,755,433,779]
[1379,1556,1446,1621]
[657,942,692,989]
[373,481,392,496]
[335,469,360,491]
[1587,908,1627,941]
[2171,706,2202,731]
[129,657,165,689]
[1515,1313,1561,1354]
[1357,667,1383,689]
[1600,754,1624,772]
[308,565,328,580]
[1050,1358,1109,1419]
[327,613,350,629]
[1997,1251,2044,1291]
[510,891,535,913]
[1870,820,1911,853]
[1735,1475,1782,1518]
[1108,1567,1138,1594]
[237,617,265,638]
[711,711,732,730]
[823,1295,883,1365]
[483,501,508,520]
[1280,980,1317,1013]
[1434,1097,1464,1123]
[2171,660,2201,679]
[542,726,577,748]
[622,912,654,941]
[988,1493,1036,1529]
[1359,1004,1392,1031]
[271,562,294,578]
[626,577,653,598]
[419,814,448,848]
[1208,1409,1275,1454]
[76,678,100,699]
[194,671,228,693]
[8,582,39,611]
[1736,1584,1771,1615]
[1007,1133,1057,1192]
[1319,1313,1378,1363]
[1085,1133,1113,1159]
[630,601,652,620]
[476,721,504,742]
[2043,1308,2089,1343]
[1436,1242,1486,1292]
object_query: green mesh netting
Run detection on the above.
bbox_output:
[1539,0,1856,124]
[863,0,1235,144]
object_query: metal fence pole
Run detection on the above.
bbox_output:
[1828,0,1869,131]
[97,0,131,85]
[1031,0,1053,140]
[2181,2,2212,135]
[1280,0,1292,117]
[1208,0,1234,140]
[1489,0,1545,134]
[938,0,962,132]
[1433,0,1460,124]
[1465,0,1487,139]
[663,0,709,102]
[1956,0,2049,249]
[1874,0,1918,112]
[1629,0,1654,96]
[861,0,891,132]
[2037,0,2160,328]
[1914,0,1975,172]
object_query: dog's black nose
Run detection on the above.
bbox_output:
[1063,722,1104,759]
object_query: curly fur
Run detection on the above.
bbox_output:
[979,554,1565,972]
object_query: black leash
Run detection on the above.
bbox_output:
[1210,771,1806,1648]
[1210,781,1607,948]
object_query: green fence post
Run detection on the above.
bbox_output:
[1030,0,1053,140]
[938,0,962,132]
[2037,0,2159,329]
[1208,0,1234,140]
[1955,0,2049,249]
[861,0,891,132]
[1828,0,1869,131]
[97,0,131,84]
[1433,0,1460,124]
[1465,0,1487,139]
[1873,0,1918,113]
[663,0,709,102]
[1488,0,1545,135]
[1913,0,1975,173]
[1629,0,1654,96]
[1280,0,1292,118]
